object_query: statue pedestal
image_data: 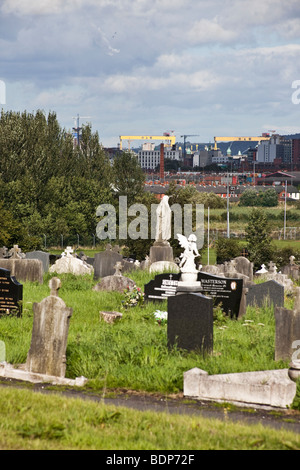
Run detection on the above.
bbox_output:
[176,272,201,294]
[149,241,174,264]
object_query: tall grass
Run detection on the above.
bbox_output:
[0,269,290,396]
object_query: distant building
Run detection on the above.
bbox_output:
[193,148,223,168]
[137,143,181,170]
[292,139,300,168]
[257,135,284,163]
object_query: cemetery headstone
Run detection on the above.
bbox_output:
[274,287,300,362]
[26,278,73,377]
[233,256,253,281]
[144,271,243,317]
[197,271,243,318]
[0,247,8,259]
[0,268,23,317]
[281,256,300,281]
[167,292,213,354]
[246,280,284,309]
[49,247,93,275]
[0,257,43,284]
[93,262,136,293]
[144,273,180,301]
[93,247,124,279]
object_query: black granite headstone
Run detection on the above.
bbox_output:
[197,272,243,318]
[167,293,213,353]
[144,273,180,301]
[246,280,284,309]
[145,271,243,317]
[0,268,23,317]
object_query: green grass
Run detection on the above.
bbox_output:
[0,269,299,450]
[0,387,299,450]
[0,270,291,395]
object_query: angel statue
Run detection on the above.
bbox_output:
[177,233,200,274]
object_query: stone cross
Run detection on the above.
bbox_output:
[49,277,61,297]
[114,262,123,276]
[268,261,277,274]
[9,245,22,259]
[64,246,74,257]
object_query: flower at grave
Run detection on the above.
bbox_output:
[153,310,168,325]
[122,286,145,309]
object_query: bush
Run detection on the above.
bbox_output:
[215,238,241,264]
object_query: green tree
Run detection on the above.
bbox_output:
[239,189,259,206]
[112,151,145,205]
[215,238,241,264]
[260,188,278,207]
[245,208,274,269]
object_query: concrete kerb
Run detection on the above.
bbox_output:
[183,367,297,409]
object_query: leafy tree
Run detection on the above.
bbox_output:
[245,208,274,269]
[215,238,241,264]
[112,151,145,206]
[239,189,259,207]
[0,202,15,246]
[260,188,278,207]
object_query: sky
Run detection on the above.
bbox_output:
[1,0,300,148]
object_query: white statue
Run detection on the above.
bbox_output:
[177,234,200,274]
[155,195,171,242]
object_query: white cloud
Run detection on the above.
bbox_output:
[1,0,81,15]
[1,0,300,145]
[187,18,238,45]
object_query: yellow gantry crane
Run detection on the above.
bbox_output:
[119,132,176,150]
[213,134,271,151]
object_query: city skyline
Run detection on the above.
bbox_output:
[1,0,300,147]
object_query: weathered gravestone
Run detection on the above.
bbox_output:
[0,257,43,284]
[25,250,50,273]
[93,262,136,293]
[49,247,93,276]
[94,249,124,279]
[93,246,136,280]
[167,292,213,354]
[246,280,284,309]
[144,271,243,317]
[26,278,73,377]
[0,268,23,317]
[274,287,300,362]
[233,256,253,281]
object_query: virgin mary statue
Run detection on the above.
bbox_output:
[155,195,171,242]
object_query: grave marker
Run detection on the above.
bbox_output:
[26,278,73,377]
[0,268,23,317]
[246,280,284,309]
[167,292,213,353]
[144,271,243,317]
